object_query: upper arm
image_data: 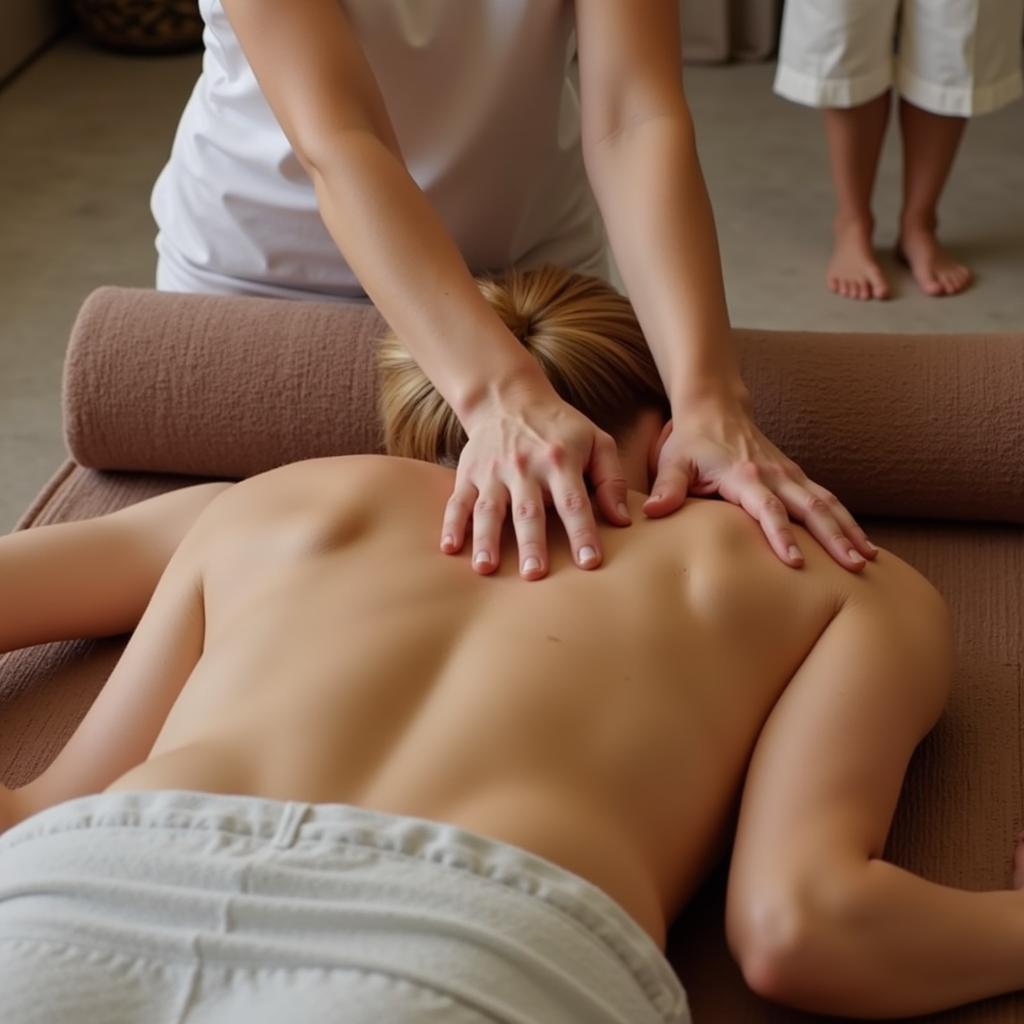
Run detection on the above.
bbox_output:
[0,482,230,653]
[14,538,209,821]
[726,556,953,918]
[221,0,401,167]
[574,0,690,149]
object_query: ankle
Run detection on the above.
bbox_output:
[833,211,874,238]
[899,209,938,236]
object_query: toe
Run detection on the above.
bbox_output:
[867,268,890,300]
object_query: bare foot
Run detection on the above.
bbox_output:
[827,218,890,301]
[1013,832,1024,889]
[896,219,972,297]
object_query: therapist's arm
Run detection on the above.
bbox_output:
[575,0,875,572]
[221,0,631,581]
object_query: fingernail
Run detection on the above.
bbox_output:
[788,545,803,563]
[849,549,865,564]
[522,556,540,574]
[474,551,491,566]
[578,545,597,564]
[865,539,878,553]
[651,493,663,503]
[442,535,455,550]
[617,502,630,520]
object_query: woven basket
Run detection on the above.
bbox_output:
[74,0,203,54]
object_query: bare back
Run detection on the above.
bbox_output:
[103,455,866,946]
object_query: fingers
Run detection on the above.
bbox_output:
[720,462,804,567]
[441,483,476,555]
[588,432,632,527]
[510,481,548,580]
[643,463,691,519]
[446,462,600,576]
[800,479,876,562]
[807,482,876,561]
[549,467,603,570]
[721,461,878,572]
[448,408,616,578]
[775,476,875,573]
[470,484,507,576]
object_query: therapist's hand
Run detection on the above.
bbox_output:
[644,390,877,572]
[443,380,631,579]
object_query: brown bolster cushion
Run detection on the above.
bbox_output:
[63,286,1024,524]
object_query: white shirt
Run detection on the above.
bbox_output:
[152,0,608,300]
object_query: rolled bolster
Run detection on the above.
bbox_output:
[733,327,1024,525]
[62,287,1024,525]
[63,287,387,480]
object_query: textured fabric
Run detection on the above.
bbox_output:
[151,0,607,299]
[0,789,690,1024]
[775,0,1024,115]
[62,286,1024,524]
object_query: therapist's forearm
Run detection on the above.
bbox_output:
[585,110,743,404]
[305,130,546,422]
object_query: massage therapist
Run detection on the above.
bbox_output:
[152,0,876,581]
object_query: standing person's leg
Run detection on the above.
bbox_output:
[895,102,970,295]
[774,0,901,301]
[823,92,892,300]
[895,0,1024,296]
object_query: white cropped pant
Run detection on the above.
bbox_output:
[775,0,1024,116]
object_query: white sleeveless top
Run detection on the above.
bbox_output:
[152,0,607,300]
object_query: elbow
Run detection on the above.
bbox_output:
[727,874,859,1012]
[581,98,694,161]
[729,893,816,1006]
[293,122,389,181]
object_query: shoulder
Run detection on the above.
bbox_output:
[829,545,954,706]
[185,455,454,551]
[674,499,951,671]
[842,546,951,633]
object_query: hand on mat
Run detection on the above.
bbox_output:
[442,382,631,580]
[644,394,877,572]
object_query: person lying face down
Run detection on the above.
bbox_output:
[0,266,992,1024]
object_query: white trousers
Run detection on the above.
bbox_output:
[775,0,1024,115]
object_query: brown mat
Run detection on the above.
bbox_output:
[3,287,1024,1022]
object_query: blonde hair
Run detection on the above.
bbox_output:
[377,265,669,466]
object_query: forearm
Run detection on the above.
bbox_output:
[307,131,547,421]
[770,859,1024,1016]
[585,110,743,403]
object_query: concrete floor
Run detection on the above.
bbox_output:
[1,33,1022,530]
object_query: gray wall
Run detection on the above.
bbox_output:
[0,0,70,83]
